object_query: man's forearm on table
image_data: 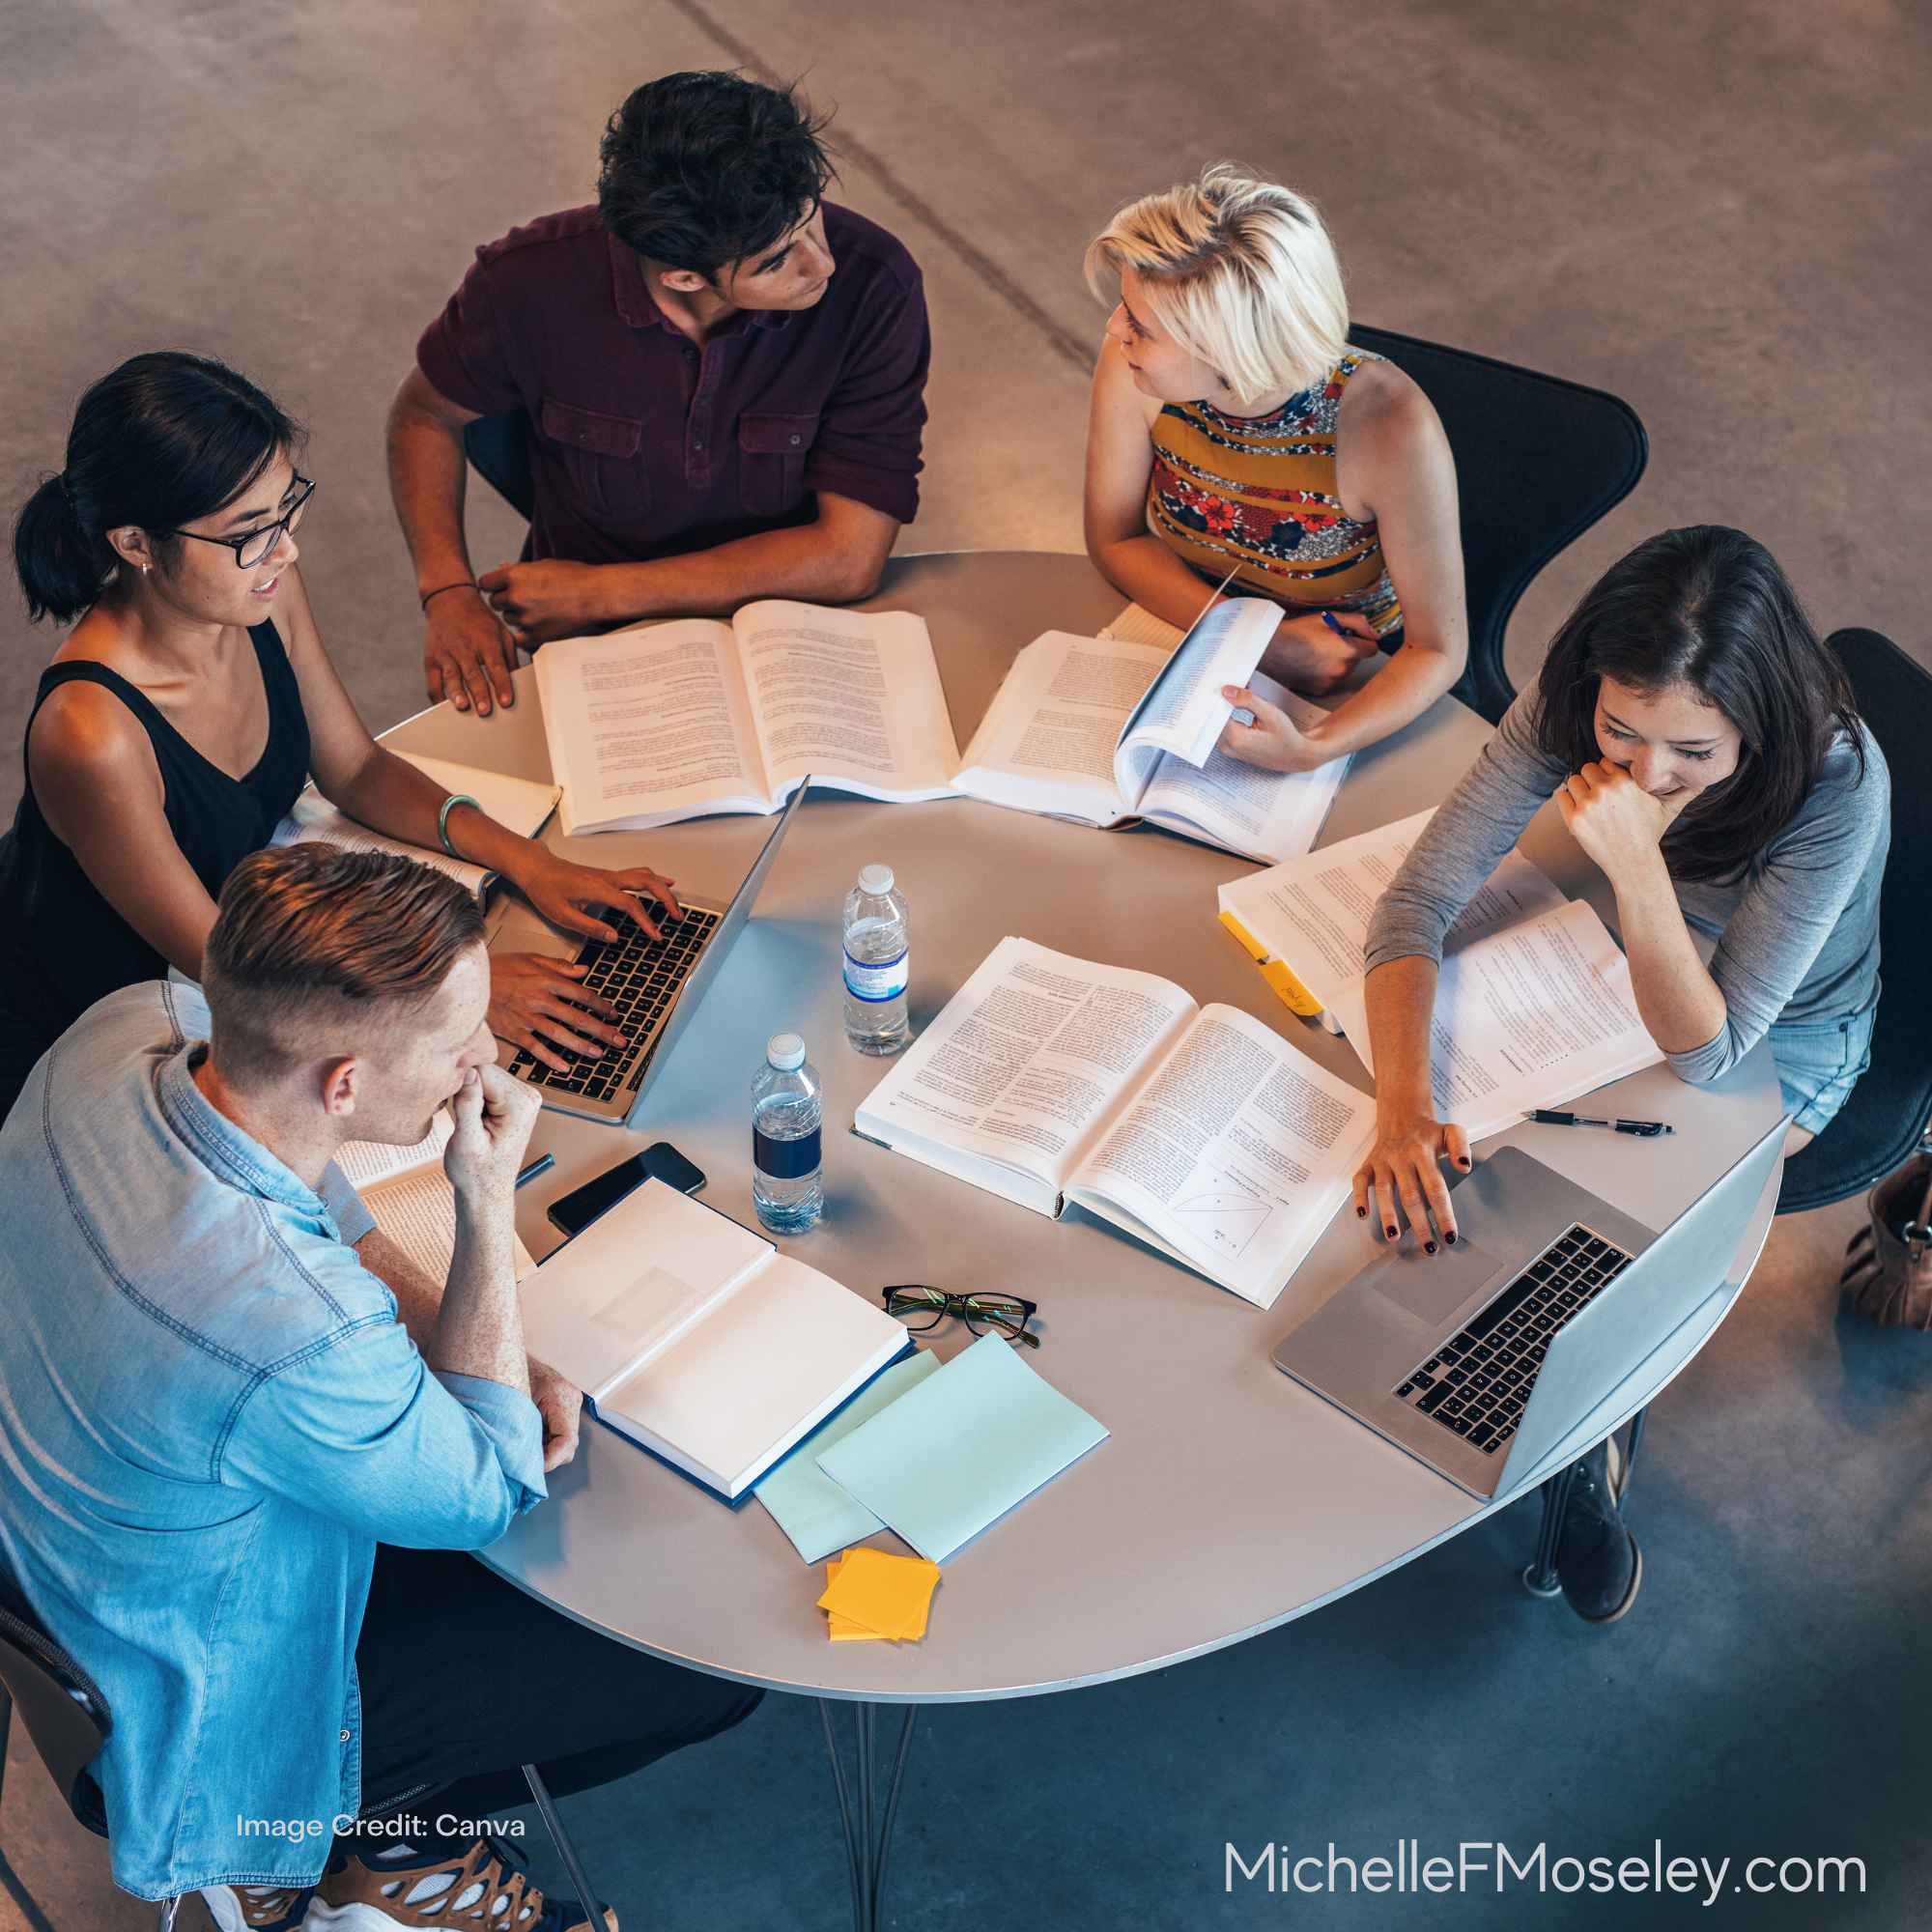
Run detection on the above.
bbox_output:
[588,521,888,624]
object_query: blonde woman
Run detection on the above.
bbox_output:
[1084,165,1467,771]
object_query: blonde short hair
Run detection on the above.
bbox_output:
[1085,163,1349,408]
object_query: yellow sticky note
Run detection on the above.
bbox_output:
[817,1547,941,1642]
[821,1557,887,1640]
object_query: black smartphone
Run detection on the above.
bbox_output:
[547,1142,706,1238]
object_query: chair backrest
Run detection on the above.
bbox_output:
[1777,628,1932,1213]
[0,1605,111,1833]
[463,410,535,524]
[1350,326,1649,725]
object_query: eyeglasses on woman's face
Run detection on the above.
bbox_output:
[164,474,315,570]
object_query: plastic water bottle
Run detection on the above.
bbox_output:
[842,863,910,1056]
[752,1033,823,1234]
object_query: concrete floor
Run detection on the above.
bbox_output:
[1,2,1927,1928]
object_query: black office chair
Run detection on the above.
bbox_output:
[463,410,535,524]
[1777,628,1932,1213]
[1350,327,1649,725]
[0,1597,610,1931]
[0,1598,180,1927]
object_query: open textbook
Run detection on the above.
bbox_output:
[536,595,1344,866]
[272,753,560,899]
[952,596,1350,864]
[336,1114,537,1285]
[534,602,960,835]
[518,1179,909,1499]
[1217,810,1664,1141]
[853,937,1378,1309]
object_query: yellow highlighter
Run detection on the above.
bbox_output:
[1217,909,1324,1018]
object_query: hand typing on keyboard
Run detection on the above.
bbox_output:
[508,907,724,1103]
[488,952,630,1072]
[511,851,681,944]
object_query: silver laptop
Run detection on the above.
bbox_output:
[1273,1131,1785,1499]
[494,786,805,1126]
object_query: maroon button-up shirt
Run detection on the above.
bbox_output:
[415,202,929,566]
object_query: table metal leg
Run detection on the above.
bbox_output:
[1521,1461,1578,1597]
[817,1700,918,1932]
[1621,1405,1649,1495]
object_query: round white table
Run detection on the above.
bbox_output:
[382,551,1784,1930]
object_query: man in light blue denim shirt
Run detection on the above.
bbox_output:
[0,847,758,1930]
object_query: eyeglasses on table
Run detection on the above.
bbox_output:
[881,1285,1041,1347]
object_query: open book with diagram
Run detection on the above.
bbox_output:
[1217,810,1664,1140]
[853,937,1377,1309]
[336,1113,537,1284]
[952,597,1350,865]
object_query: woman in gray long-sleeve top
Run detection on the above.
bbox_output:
[1354,526,1888,1252]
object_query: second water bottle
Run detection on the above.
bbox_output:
[842,863,910,1055]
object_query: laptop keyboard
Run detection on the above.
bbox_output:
[507,906,721,1107]
[1391,1223,1634,1457]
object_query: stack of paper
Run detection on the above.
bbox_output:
[814,1334,1110,1564]
[817,1548,942,1642]
[754,1352,942,1562]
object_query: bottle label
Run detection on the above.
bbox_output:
[843,945,908,1003]
[753,1124,821,1180]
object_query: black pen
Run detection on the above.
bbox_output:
[1529,1110,1674,1138]
[515,1152,555,1189]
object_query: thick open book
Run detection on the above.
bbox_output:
[337,1113,537,1284]
[953,598,1350,865]
[1218,810,1663,1140]
[534,602,960,835]
[517,1179,910,1499]
[272,753,560,900]
[853,937,1377,1309]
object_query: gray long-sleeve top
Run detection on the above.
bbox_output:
[1363,693,1889,1083]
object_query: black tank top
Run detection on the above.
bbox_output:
[0,619,309,1119]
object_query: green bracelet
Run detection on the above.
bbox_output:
[438,792,481,858]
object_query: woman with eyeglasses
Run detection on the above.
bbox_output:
[0,351,679,1122]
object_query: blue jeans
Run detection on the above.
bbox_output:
[1768,990,1879,1136]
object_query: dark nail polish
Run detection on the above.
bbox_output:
[1356,1206,1368,1218]
[1425,1241,1437,1255]
[1445,1230,1457,1244]
[1458,1158,1471,1170]
[1385,1226,1399,1240]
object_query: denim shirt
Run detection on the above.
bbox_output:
[0,982,546,1900]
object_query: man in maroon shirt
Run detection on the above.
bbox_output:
[386,71,930,714]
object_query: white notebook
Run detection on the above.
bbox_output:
[518,1180,910,1499]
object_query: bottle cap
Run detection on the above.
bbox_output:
[766,1032,807,1071]
[858,863,895,896]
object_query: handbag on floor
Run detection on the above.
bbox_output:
[1839,1140,1932,1330]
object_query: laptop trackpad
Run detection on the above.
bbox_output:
[1367,1240,1506,1330]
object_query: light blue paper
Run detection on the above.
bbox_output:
[753,1350,942,1562]
[813,1333,1109,1563]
